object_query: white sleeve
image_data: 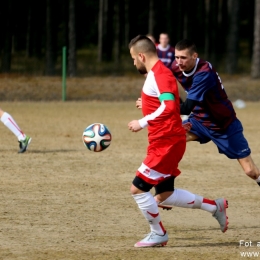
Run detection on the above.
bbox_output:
[138,101,166,128]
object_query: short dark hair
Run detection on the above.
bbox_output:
[175,39,197,54]
[128,35,156,54]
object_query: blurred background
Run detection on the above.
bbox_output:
[0,0,260,77]
[0,0,260,101]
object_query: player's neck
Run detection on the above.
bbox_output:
[146,57,160,73]
[184,67,195,74]
[184,59,197,74]
[184,60,197,74]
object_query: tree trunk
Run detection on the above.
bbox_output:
[97,0,103,62]
[1,0,12,73]
[113,0,120,67]
[45,0,55,75]
[148,0,154,35]
[26,2,32,58]
[102,0,113,61]
[226,0,240,74]
[124,0,129,48]
[183,0,189,39]
[204,0,210,59]
[176,0,184,41]
[251,0,260,78]
[204,0,218,63]
[68,0,76,77]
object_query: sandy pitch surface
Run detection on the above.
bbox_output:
[0,102,259,260]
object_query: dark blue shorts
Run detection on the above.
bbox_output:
[183,118,251,159]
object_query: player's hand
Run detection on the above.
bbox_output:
[136,98,142,109]
[182,122,192,132]
[128,120,142,132]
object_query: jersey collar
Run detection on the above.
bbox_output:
[157,44,170,51]
[182,58,200,77]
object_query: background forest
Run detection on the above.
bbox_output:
[1,0,260,78]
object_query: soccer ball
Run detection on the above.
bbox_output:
[82,123,112,152]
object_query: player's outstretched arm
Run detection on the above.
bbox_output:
[136,98,142,109]
[180,98,198,115]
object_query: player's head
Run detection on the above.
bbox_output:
[146,34,156,45]
[175,39,198,72]
[129,35,157,74]
[159,33,170,48]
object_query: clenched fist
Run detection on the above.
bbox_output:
[128,120,142,132]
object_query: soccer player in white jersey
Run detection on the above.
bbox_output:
[128,35,228,248]
[0,108,31,153]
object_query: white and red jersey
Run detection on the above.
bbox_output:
[138,60,185,143]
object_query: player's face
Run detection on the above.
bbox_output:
[159,34,169,47]
[130,48,147,75]
[175,49,198,72]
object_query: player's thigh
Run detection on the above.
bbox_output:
[211,121,251,159]
[143,138,185,177]
[154,176,175,194]
[131,176,154,194]
[183,118,211,144]
[186,132,199,142]
[154,176,175,202]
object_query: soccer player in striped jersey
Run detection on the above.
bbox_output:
[136,40,260,188]
[156,33,175,68]
[128,35,228,248]
[171,39,260,187]
[0,108,31,153]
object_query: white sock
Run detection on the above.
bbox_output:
[132,192,166,235]
[159,189,217,214]
[1,112,25,141]
[256,176,260,184]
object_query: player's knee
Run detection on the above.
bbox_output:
[130,184,141,195]
[155,191,173,203]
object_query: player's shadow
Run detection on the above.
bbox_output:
[28,149,79,154]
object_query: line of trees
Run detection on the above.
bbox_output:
[1,0,260,78]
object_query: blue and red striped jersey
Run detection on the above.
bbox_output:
[157,44,175,68]
[171,58,236,130]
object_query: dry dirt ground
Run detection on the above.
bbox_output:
[0,101,259,260]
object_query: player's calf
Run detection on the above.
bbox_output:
[238,156,260,186]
